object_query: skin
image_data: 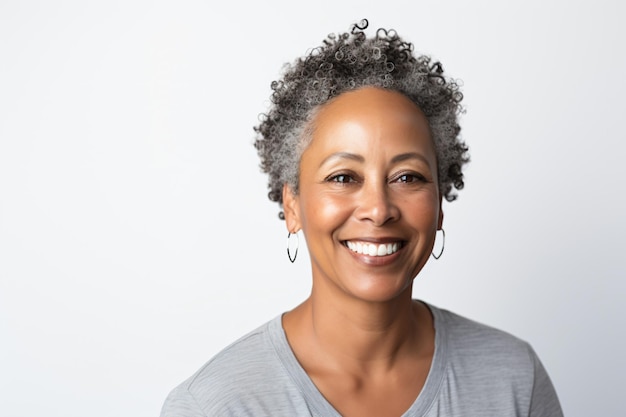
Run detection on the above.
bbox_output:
[282,87,443,417]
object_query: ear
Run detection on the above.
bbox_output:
[437,199,444,230]
[282,183,301,233]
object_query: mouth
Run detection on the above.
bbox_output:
[343,240,405,257]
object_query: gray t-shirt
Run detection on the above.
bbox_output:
[160,304,563,416]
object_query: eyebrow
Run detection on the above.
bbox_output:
[391,152,432,167]
[319,151,431,168]
[319,152,365,167]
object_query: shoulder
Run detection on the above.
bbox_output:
[431,304,536,368]
[188,319,277,390]
[161,317,295,416]
[426,304,563,416]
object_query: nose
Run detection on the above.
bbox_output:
[354,182,400,226]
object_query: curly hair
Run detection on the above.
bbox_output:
[254,19,469,219]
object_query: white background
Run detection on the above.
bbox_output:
[1,1,624,416]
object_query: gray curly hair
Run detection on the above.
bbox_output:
[254,19,469,219]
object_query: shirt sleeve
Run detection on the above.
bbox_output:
[529,349,564,417]
[160,385,207,417]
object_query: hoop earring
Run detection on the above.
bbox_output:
[431,229,445,260]
[287,232,299,263]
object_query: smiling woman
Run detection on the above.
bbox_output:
[160,19,563,417]
[282,88,441,305]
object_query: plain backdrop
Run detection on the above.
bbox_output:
[1,1,624,416]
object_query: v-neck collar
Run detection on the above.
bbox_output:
[268,302,449,417]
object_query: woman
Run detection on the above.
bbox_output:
[161,20,563,417]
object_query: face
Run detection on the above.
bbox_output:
[283,87,443,303]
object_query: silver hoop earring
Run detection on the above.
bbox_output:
[287,232,299,263]
[431,229,445,260]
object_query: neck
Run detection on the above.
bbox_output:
[283,283,432,374]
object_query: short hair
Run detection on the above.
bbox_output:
[254,19,469,219]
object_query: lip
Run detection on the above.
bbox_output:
[341,238,406,266]
[341,237,407,247]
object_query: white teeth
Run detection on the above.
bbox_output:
[346,241,401,256]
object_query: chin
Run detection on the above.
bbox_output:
[344,278,414,304]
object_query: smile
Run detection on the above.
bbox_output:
[345,241,402,257]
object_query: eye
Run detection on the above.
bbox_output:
[327,174,356,183]
[393,173,427,183]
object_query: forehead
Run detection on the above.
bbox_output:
[306,87,435,160]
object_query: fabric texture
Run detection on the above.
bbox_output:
[160,304,563,416]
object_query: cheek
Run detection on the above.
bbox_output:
[301,192,352,231]
[405,194,440,229]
